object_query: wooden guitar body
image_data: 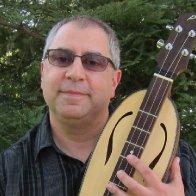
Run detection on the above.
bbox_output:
[79,90,180,196]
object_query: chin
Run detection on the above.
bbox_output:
[59,109,87,119]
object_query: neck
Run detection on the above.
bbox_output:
[49,111,109,163]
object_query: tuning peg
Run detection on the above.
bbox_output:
[165,43,173,50]
[190,53,196,60]
[166,24,183,33]
[166,25,174,31]
[157,39,165,49]
[175,25,183,33]
[181,49,189,56]
[189,30,196,38]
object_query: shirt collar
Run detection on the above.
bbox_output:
[34,112,54,160]
[34,105,114,160]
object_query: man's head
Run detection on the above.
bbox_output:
[42,15,120,69]
[41,15,122,125]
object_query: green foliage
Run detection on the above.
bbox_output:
[0,0,195,152]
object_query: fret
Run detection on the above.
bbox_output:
[140,77,172,114]
[125,141,144,150]
[132,126,150,134]
[132,113,155,132]
[109,182,127,192]
[139,109,157,118]
[108,156,135,194]
[154,73,174,83]
[122,141,143,158]
[120,154,126,159]
[127,128,149,149]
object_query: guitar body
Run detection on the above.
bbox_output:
[79,90,180,196]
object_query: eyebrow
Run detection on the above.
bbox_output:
[84,51,103,56]
[50,47,104,56]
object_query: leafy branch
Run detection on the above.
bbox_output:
[0,18,45,41]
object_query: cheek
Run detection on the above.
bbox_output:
[41,68,62,97]
[42,67,62,86]
[92,75,116,100]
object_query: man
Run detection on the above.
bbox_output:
[0,15,195,196]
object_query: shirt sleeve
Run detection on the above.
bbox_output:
[178,140,196,196]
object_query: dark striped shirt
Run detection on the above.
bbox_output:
[0,113,86,196]
[0,113,196,196]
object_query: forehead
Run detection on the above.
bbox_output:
[49,22,111,56]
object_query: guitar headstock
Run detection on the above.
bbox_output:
[157,13,196,79]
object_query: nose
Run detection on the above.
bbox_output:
[65,56,86,81]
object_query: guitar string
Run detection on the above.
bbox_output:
[125,33,189,180]
[106,26,195,195]
[109,35,177,188]
[106,64,172,192]
[106,20,194,194]
[123,79,170,179]
[109,29,191,192]
[124,33,189,182]
[107,53,173,193]
[129,33,190,176]
[105,76,171,193]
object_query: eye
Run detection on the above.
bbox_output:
[50,54,69,66]
[48,50,73,67]
[56,55,69,63]
[84,55,102,66]
[88,59,100,66]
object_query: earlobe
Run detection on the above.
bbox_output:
[111,69,122,98]
[113,69,122,88]
[40,62,44,88]
[40,62,44,80]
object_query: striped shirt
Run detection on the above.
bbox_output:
[1,112,196,196]
[0,113,87,196]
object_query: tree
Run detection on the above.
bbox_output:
[0,0,195,152]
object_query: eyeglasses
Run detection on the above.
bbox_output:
[44,49,115,72]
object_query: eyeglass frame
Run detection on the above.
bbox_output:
[42,48,116,71]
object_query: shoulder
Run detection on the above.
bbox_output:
[178,139,196,166]
[0,122,41,195]
[177,139,196,196]
[0,123,40,168]
[0,113,50,166]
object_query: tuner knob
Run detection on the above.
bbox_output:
[165,43,173,50]
[175,25,183,33]
[181,49,189,56]
[166,25,174,31]
[189,30,196,38]
[157,39,165,48]
[190,53,196,60]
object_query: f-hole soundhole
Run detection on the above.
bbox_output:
[105,111,133,165]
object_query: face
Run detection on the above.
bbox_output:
[41,22,121,122]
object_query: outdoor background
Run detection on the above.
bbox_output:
[0,0,195,152]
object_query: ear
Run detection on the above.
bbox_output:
[40,62,44,88]
[111,69,122,98]
[40,62,44,78]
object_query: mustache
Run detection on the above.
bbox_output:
[59,82,91,94]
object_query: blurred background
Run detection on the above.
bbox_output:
[0,0,195,152]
